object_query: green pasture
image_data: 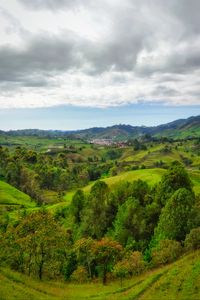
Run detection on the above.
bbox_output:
[0,250,199,300]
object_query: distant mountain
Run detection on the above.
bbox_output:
[1,115,200,140]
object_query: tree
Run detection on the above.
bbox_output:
[4,210,69,279]
[128,180,149,205]
[113,259,129,287]
[74,237,95,279]
[92,238,122,285]
[71,190,85,224]
[184,227,200,251]
[155,161,192,206]
[154,188,195,242]
[81,181,109,239]
[113,251,144,287]
[151,239,182,266]
[113,197,145,248]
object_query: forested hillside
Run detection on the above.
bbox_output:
[0,133,200,299]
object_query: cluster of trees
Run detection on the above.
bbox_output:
[0,146,115,204]
[1,160,200,284]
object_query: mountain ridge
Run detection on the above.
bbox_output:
[1,115,200,140]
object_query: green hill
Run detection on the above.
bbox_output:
[0,250,199,300]
[0,180,35,208]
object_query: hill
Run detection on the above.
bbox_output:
[1,115,200,141]
[0,250,199,300]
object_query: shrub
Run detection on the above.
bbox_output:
[128,251,145,275]
[152,239,182,266]
[113,251,145,280]
[184,227,200,251]
[70,266,88,283]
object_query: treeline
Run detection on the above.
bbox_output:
[0,161,200,284]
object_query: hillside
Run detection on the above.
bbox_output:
[0,180,35,209]
[0,250,199,300]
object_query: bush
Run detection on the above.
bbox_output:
[152,239,182,266]
[184,227,200,251]
[113,251,145,280]
[70,266,88,283]
[128,251,145,275]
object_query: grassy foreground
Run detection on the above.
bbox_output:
[0,250,200,300]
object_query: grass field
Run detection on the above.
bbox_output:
[0,180,35,207]
[0,251,199,300]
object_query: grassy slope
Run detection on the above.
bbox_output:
[0,251,200,300]
[0,180,35,207]
[5,167,200,218]
[64,168,166,201]
[64,167,200,201]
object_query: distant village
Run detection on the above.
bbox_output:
[89,138,127,147]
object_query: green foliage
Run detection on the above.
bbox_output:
[155,161,192,206]
[91,238,122,284]
[151,239,182,266]
[70,189,84,224]
[0,210,70,280]
[81,181,109,239]
[113,197,145,248]
[70,266,88,283]
[155,188,195,242]
[184,227,200,251]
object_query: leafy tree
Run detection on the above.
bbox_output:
[71,190,85,224]
[155,161,192,206]
[81,181,109,238]
[154,188,195,242]
[113,259,129,287]
[184,227,200,251]
[74,238,95,279]
[113,197,145,248]
[128,180,149,205]
[92,238,122,284]
[2,211,69,279]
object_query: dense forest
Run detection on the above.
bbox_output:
[0,134,200,288]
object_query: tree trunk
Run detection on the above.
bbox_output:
[102,265,107,285]
[38,259,44,280]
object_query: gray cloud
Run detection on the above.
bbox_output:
[0,31,84,86]
[0,0,200,107]
[18,0,88,10]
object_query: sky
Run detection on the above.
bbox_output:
[0,0,200,129]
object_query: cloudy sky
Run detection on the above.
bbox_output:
[0,0,200,129]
